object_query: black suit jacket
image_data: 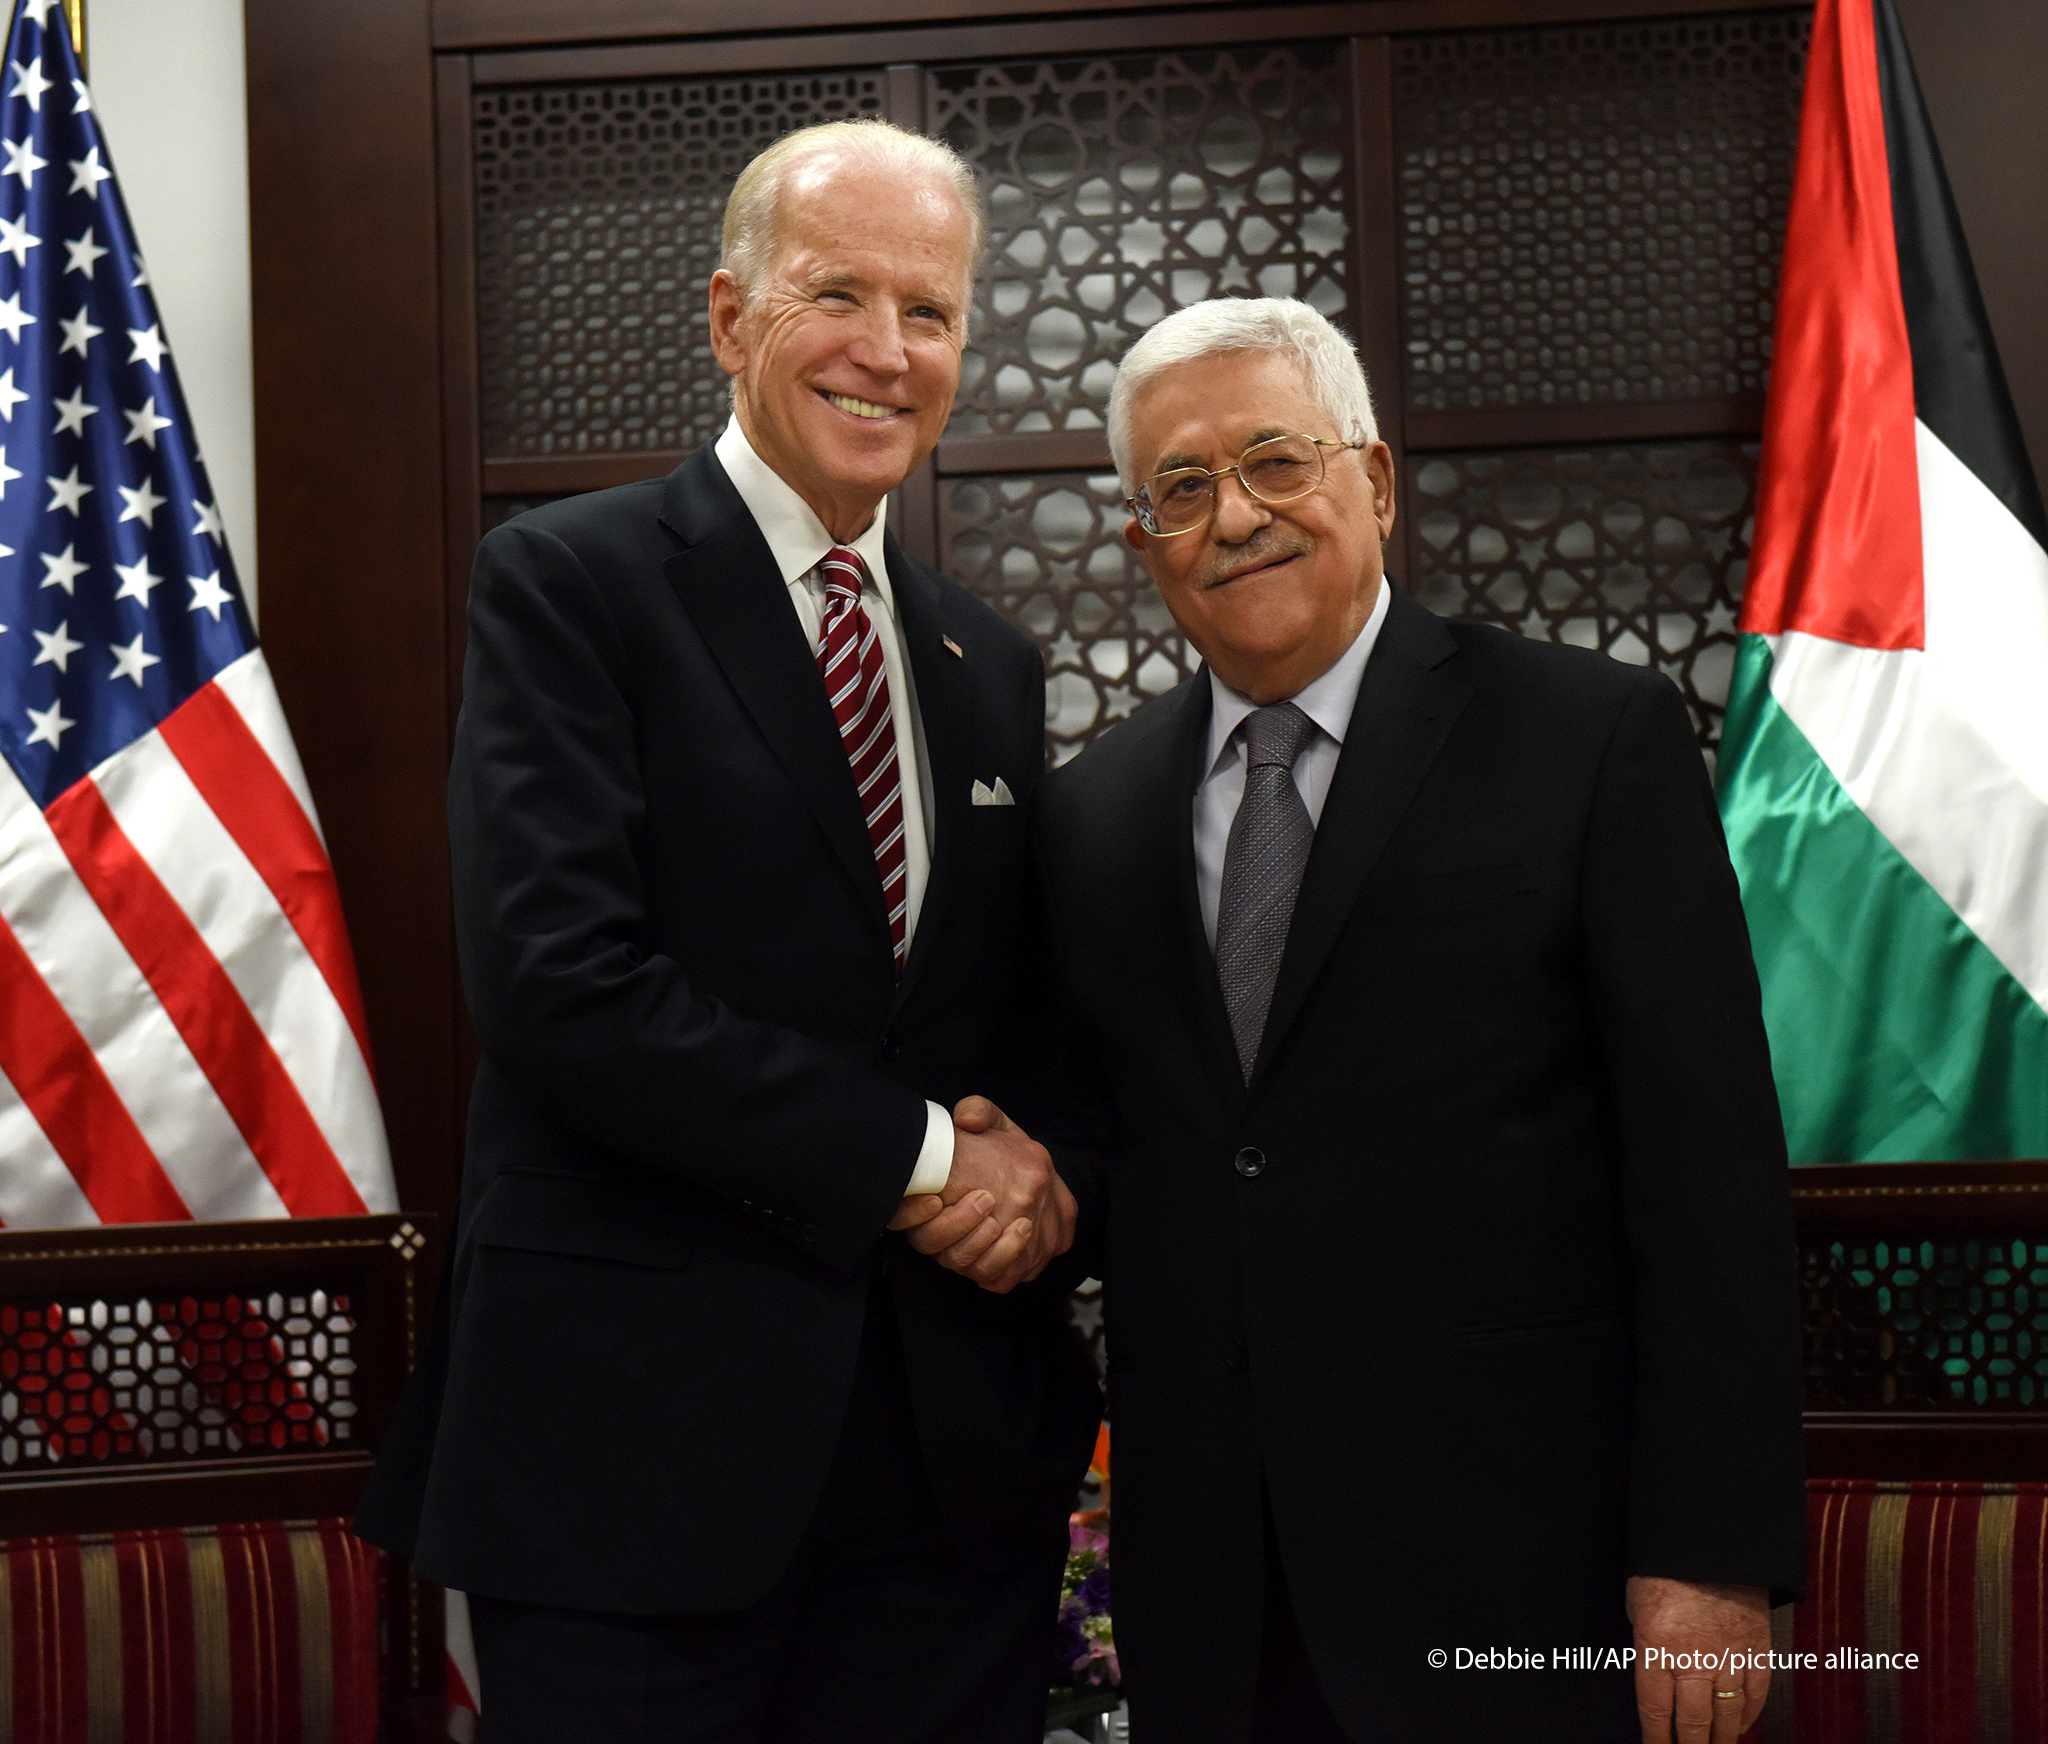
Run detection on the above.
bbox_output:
[1035,587,1805,1742]
[357,447,1100,1614]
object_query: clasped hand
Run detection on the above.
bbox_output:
[887,1096,1075,1293]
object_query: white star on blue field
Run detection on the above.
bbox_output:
[0,0,253,809]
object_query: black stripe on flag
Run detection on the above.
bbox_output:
[1873,0,2048,551]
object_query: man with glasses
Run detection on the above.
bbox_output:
[920,299,1804,1741]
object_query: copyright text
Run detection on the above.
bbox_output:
[1427,1647,1919,1672]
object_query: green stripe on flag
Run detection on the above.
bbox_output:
[1718,635,2048,1162]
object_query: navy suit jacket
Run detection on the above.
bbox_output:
[357,446,1100,1614]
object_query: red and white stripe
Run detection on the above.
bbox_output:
[446,1588,481,1730]
[0,649,393,1228]
[817,547,908,971]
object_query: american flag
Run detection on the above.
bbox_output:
[0,0,394,1226]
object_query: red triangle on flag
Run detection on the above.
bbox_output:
[1744,0,1924,651]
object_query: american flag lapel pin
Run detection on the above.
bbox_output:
[941,634,964,659]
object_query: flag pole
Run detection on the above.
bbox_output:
[62,0,84,71]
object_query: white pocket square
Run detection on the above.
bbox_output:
[971,777,1016,807]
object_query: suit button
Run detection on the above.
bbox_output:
[880,1037,901,1062]
[1225,1339,1250,1374]
[800,1224,818,1242]
[1234,1146,1266,1177]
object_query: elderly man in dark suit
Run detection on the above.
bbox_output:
[356,119,1100,1744]
[925,298,1803,1743]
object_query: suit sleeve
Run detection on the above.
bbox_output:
[1578,672,1807,1601]
[448,519,929,1268]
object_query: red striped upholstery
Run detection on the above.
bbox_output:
[0,1519,382,1744]
[1745,1480,2048,1744]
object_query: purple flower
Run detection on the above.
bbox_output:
[1051,1610,1088,1677]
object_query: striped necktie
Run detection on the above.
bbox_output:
[816,546,908,973]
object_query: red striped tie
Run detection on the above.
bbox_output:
[816,546,908,973]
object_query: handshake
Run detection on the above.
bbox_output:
[887,1096,1076,1295]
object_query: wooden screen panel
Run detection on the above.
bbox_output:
[1792,1163,2048,1479]
[1802,1234,2048,1412]
[0,1215,435,1533]
[930,41,1352,438]
[0,1286,366,1470]
[473,71,888,460]
[1392,8,1807,421]
[1406,437,1756,753]
[454,14,1804,776]
[938,468,1192,762]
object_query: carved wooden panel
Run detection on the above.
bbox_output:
[456,19,1807,778]
[938,470,1192,761]
[1393,10,1806,415]
[930,42,1351,437]
[473,72,886,459]
[1801,1236,2048,1411]
[0,1215,427,1487]
[1407,439,1757,753]
[0,1287,362,1469]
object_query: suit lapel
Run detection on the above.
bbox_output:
[658,451,890,945]
[1145,677,1248,1113]
[888,540,971,999]
[1252,588,1472,1085]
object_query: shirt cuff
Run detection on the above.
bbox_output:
[904,1100,956,1196]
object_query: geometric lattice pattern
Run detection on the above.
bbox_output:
[1800,1238,2048,1410]
[1407,439,1757,754]
[473,73,885,458]
[0,1289,358,1469]
[1393,11,1806,414]
[938,470,1193,761]
[931,42,1350,436]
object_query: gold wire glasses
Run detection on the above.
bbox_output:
[1125,433,1368,537]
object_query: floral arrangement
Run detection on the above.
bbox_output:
[1054,1507,1118,1690]
[1046,1421,1119,1733]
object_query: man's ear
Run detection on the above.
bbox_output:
[707,270,747,378]
[1366,441,1397,543]
[1122,517,1147,555]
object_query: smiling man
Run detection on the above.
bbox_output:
[356,121,1100,1744]
[1016,300,1806,1742]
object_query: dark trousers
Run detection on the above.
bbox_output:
[470,1284,1066,1744]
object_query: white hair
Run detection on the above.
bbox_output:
[1107,298,1379,490]
[720,119,986,305]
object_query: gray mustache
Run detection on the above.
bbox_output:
[1199,535,1312,590]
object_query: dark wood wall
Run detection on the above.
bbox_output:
[247,0,455,1217]
[246,0,2048,1231]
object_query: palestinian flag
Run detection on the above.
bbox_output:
[1717,0,2048,1162]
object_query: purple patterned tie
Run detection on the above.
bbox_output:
[816,547,907,974]
[1214,701,1318,1079]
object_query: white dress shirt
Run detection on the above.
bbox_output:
[1193,579,1392,947]
[714,418,954,1194]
